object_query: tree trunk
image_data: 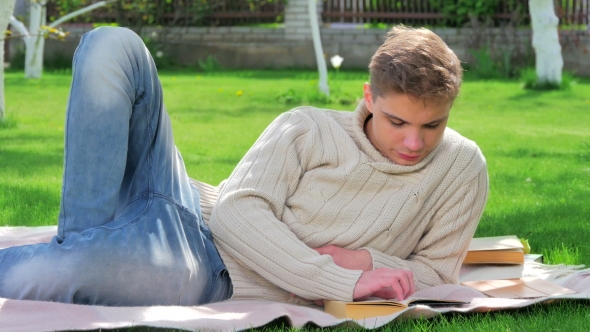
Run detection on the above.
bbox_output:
[25,0,46,79]
[529,0,563,86]
[0,0,17,120]
[309,0,329,96]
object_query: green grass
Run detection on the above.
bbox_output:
[2,70,590,330]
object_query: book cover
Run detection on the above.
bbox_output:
[463,235,524,264]
[323,298,469,320]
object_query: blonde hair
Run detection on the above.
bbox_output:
[369,25,463,104]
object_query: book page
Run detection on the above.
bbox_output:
[468,235,524,251]
[461,277,577,298]
[459,264,524,282]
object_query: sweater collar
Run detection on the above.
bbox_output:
[351,100,442,174]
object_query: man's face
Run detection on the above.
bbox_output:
[363,83,451,166]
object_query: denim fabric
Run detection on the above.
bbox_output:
[0,27,231,306]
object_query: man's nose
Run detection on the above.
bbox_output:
[403,131,424,151]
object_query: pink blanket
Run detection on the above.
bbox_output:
[1,226,589,332]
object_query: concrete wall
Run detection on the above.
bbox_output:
[19,24,588,76]
[7,0,590,76]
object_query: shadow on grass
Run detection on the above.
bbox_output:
[493,147,576,160]
[171,105,290,122]
[506,88,575,101]
[0,148,63,177]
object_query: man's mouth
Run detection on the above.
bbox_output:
[397,152,421,161]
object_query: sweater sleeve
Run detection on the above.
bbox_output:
[208,110,362,302]
[362,167,489,290]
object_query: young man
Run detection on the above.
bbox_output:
[0,25,487,306]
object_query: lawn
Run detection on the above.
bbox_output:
[1,70,589,331]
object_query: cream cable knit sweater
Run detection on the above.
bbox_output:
[197,101,488,305]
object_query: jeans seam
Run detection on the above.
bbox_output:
[59,33,89,238]
[152,192,201,225]
[144,93,155,205]
[96,192,154,232]
[113,192,150,219]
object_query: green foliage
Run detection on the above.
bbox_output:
[48,0,94,23]
[427,0,527,26]
[197,55,221,72]
[519,68,576,90]
[6,49,25,71]
[428,0,499,25]
[6,48,71,72]
[44,52,73,71]
[50,0,287,27]
[362,22,392,30]
[92,22,120,28]
[466,44,515,79]
[277,80,358,106]
[143,36,178,70]
[276,88,302,104]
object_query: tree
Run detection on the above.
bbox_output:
[1,0,17,120]
[308,0,329,96]
[528,0,563,87]
[10,0,113,79]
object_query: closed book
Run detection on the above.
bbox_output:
[459,254,544,282]
[463,235,524,264]
[459,263,524,282]
[323,298,469,320]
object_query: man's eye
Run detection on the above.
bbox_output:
[390,121,404,128]
[425,123,440,129]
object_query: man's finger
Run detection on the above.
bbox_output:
[373,274,404,300]
[406,270,415,295]
[390,279,405,301]
[373,287,396,300]
[398,273,411,298]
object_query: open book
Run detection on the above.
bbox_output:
[323,298,469,320]
[461,277,577,299]
[463,235,524,264]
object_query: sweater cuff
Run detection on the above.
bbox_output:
[318,265,364,301]
[361,247,409,271]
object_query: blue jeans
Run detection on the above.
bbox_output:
[0,27,231,306]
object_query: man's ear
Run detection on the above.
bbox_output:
[363,83,374,113]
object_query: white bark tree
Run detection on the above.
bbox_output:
[529,0,563,86]
[308,0,329,96]
[11,0,113,79]
[1,0,17,120]
[25,0,47,79]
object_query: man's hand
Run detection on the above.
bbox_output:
[353,268,415,301]
[314,245,373,271]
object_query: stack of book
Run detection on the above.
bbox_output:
[459,235,542,283]
[459,235,577,299]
